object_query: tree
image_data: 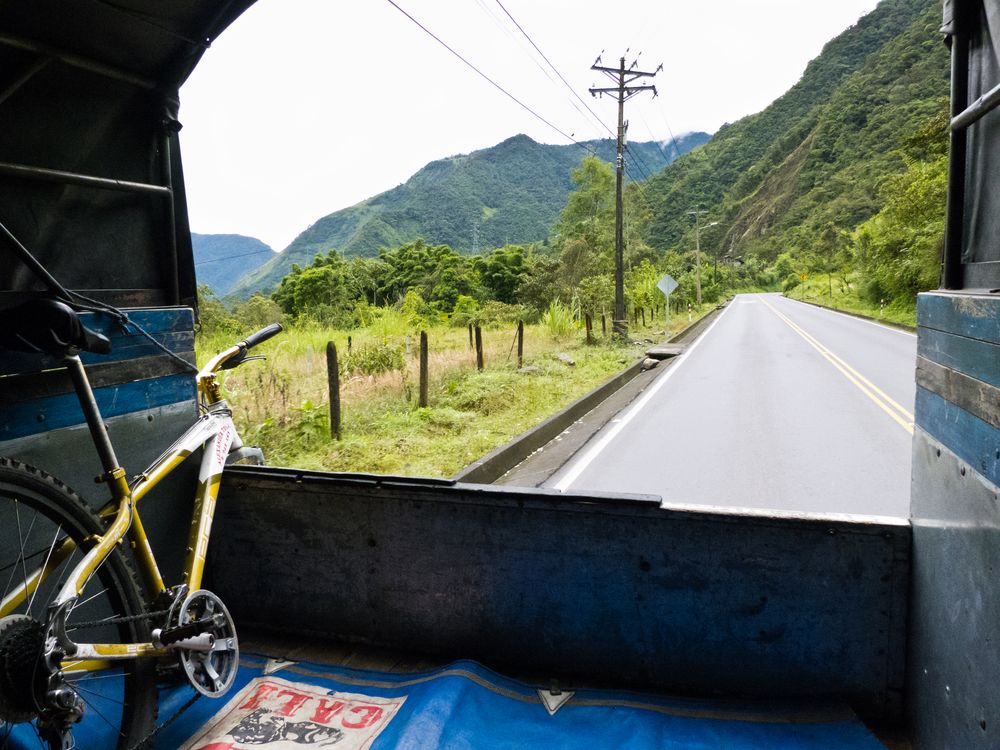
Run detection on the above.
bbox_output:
[474,245,527,304]
[553,156,616,286]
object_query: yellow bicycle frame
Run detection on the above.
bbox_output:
[0,343,246,665]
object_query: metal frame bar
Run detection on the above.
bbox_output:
[0,161,171,196]
[0,57,49,108]
[951,79,1000,131]
[943,2,970,290]
[0,31,156,90]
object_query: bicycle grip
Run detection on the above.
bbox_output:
[241,323,283,350]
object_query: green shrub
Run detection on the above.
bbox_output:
[782,273,802,293]
[541,300,577,340]
[477,300,530,327]
[450,294,480,327]
[343,343,405,376]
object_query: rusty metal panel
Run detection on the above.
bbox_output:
[909,291,1000,749]
[210,467,909,720]
[908,429,1000,749]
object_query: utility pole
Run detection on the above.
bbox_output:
[591,54,660,337]
[687,210,718,307]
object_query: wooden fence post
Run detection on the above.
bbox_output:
[468,323,474,350]
[418,330,429,407]
[475,325,484,371]
[641,307,646,327]
[517,320,524,369]
[601,313,606,337]
[326,342,341,440]
[585,313,593,344]
[347,335,352,354]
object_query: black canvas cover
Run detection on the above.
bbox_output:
[0,1,256,308]
[951,0,1000,288]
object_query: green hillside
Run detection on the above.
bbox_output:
[229,133,708,298]
[644,0,947,274]
[192,233,275,295]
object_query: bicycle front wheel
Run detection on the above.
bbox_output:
[0,457,157,749]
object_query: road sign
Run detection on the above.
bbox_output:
[657,274,678,298]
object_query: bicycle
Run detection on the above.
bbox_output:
[0,296,282,749]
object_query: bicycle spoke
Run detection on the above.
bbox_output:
[67,671,127,684]
[71,586,110,614]
[27,524,63,616]
[71,682,126,707]
[72,688,127,739]
[16,504,39,611]
[1,462,158,747]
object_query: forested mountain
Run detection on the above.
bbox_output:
[644,0,947,274]
[229,133,708,297]
[192,233,275,295]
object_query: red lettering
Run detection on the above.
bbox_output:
[343,704,384,729]
[195,744,235,750]
[309,698,346,724]
[275,689,310,717]
[238,683,279,710]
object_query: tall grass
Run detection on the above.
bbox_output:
[540,300,577,340]
[197,303,716,477]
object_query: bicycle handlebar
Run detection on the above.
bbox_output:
[202,323,284,377]
[241,323,283,351]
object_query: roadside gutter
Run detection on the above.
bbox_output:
[453,303,727,484]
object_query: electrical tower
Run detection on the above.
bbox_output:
[590,55,661,337]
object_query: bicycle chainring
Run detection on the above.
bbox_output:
[176,589,239,698]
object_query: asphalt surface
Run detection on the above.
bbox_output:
[544,293,917,516]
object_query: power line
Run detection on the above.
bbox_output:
[656,99,686,160]
[492,0,615,140]
[194,249,273,266]
[385,0,582,148]
[624,143,655,181]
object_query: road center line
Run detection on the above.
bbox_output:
[553,301,736,491]
[760,298,914,435]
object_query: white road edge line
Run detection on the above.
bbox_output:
[553,300,737,492]
[781,295,916,338]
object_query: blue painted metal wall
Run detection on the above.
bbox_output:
[0,307,199,579]
[211,467,910,721]
[909,291,1000,748]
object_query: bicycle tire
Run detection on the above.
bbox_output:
[0,457,157,750]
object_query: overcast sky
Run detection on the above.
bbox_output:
[179,0,882,252]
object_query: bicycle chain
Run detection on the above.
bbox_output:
[127,690,202,750]
[67,608,170,631]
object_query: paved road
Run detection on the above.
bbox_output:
[545,293,917,516]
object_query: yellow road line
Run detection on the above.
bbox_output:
[760,298,914,435]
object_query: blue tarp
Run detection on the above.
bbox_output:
[8,656,888,749]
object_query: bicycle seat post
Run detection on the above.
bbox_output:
[64,354,129,497]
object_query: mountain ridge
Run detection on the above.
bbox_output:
[192,233,275,296]
[228,132,709,298]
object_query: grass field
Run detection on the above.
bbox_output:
[198,306,714,477]
[784,273,917,328]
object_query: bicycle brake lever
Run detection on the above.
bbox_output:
[241,355,266,363]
